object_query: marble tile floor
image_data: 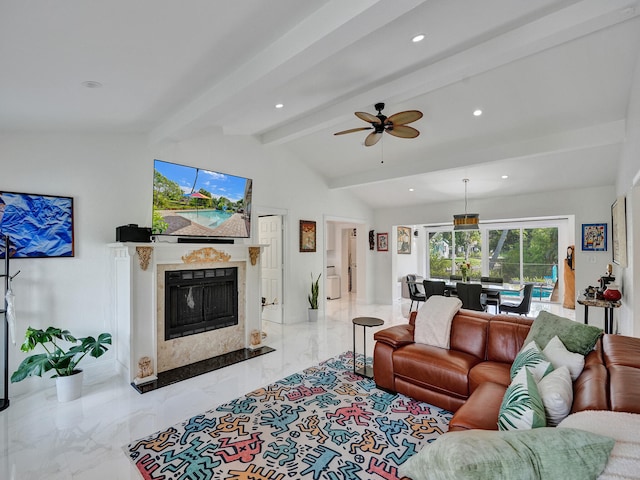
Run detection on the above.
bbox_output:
[0,296,573,479]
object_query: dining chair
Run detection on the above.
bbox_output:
[481,276,503,313]
[423,279,447,299]
[499,283,534,315]
[456,282,487,311]
[406,274,426,312]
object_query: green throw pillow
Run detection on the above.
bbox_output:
[510,341,554,382]
[398,427,615,480]
[499,367,546,431]
[523,311,602,355]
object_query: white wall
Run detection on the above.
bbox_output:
[616,43,640,337]
[1,130,373,396]
[1,132,150,396]
[374,186,621,331]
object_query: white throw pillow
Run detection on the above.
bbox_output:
[537,365,573,426]
[542,335,585,381]
[414,296,463,349]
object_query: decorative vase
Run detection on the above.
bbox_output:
[308,308,318,322]
[603,284,621,301]
[56,370,83,402]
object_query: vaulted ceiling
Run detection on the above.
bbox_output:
[2,0,639,208]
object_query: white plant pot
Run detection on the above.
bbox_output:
[56,370,83,402]
[308,308,318,322]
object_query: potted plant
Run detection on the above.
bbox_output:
[308,273,321,321]
[11,327,112,402]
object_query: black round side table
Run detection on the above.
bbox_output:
[352,316,384,378]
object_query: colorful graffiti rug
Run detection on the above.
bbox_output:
[124,351,452,480]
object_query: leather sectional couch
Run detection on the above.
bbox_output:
[373,309,640,431]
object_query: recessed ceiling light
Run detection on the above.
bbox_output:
[82,81,102,89]
[501,175,509,179]
[412,34,425,43]
[473,109,482,116]
[275,103,284,109]
[409,188,415,192]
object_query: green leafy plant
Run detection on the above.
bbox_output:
[308,273,321,309]
[11,327,112,382]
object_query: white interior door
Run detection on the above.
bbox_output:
[349,231,357,293]
[259,215,283,323]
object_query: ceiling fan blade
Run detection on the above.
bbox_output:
[365,132,383,146]
[387,110,423,126]
[386,125,420,139]
[355,111,382,124]
[334,127,373,136]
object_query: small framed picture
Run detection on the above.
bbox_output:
[377,232,388,251]
[299,220,316,252]
[397,226,411,254]
[582,223,607,251]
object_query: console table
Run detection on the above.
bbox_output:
[576,294,621,334]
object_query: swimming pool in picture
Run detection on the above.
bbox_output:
[501,285,553,300]
[178,210,233,228]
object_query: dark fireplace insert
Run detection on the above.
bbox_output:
[165,267,238,340]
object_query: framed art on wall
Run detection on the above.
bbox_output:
[397,226,411,254]
[0,191,74,258]
[581,223,607,251]
[612,197,627,266]
[299,220,316,252]
[377,232,388,251]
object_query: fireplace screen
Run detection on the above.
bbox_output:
[165,267,238,340]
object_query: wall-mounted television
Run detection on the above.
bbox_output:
[152,159,252,239]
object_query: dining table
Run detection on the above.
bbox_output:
[424,279,525,296]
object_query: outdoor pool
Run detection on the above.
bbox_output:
[178,209,233,228]
[501,285,553,300]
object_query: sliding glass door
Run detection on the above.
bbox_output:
[428,222,561,301]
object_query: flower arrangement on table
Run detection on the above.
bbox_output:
[457,261,471,281]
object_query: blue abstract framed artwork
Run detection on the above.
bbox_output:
[0,191,74,258]
[581,223,607,252]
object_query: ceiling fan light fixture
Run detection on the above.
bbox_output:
[453,178,479,230]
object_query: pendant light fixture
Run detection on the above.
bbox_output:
[453,178,479,230]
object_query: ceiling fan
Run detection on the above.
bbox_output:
[334,102,423,146]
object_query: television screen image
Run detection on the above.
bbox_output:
[153,160,252,239]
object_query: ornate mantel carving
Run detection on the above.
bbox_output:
[136,246,153,271]
[182,247,231,264]
[248,246,260,266]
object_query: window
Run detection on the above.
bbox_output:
[427,220,561,301]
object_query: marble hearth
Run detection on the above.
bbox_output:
[109,242,264,382]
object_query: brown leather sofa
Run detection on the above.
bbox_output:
[373,309,640,431]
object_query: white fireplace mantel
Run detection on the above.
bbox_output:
[108,241,264,381]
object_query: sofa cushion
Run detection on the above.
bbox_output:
[523,311,602,355]
[413,296,462,349]
[399,427,614,480]
[542,335,585,381]
[393,343,480,398]
[468,361,511,393]
[572,363,609,412]
[603,334,640,368]
[608,365,640,414]
[486,317,532,363]
[498,367,546,431]
[449,381,506,432]
[537,365,573,426]
[510,341,553,382]
[448,312,490,359]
